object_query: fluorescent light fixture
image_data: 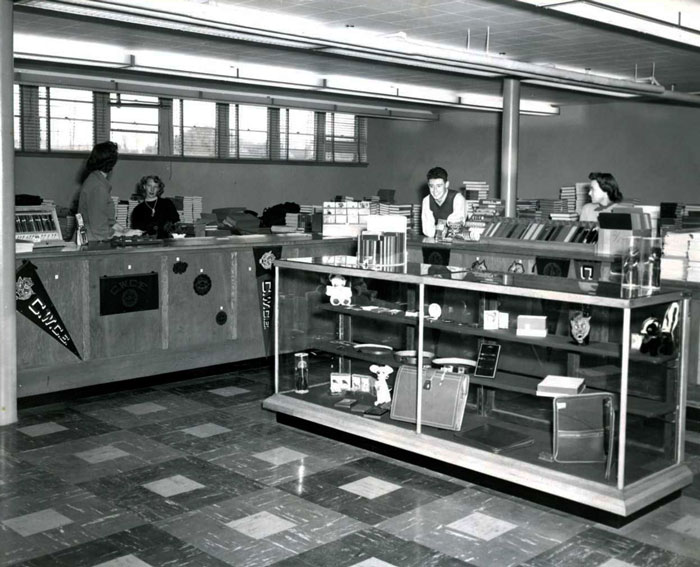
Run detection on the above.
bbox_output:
[458,92,559,114]
[527,0,700,48]
[524,79,638,98]
[14,33,127,64]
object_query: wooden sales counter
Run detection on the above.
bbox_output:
[15,234,354,397]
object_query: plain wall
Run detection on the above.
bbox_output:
[13,99,700,213]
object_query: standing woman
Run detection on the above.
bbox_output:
[130,175,180,238]
[77,141,124,241]
[579,172,624,222]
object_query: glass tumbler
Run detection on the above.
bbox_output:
[294,352,309,394]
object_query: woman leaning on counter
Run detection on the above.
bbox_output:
[579,171,624,222]
[130,175,180,238]
[77,141,125,241]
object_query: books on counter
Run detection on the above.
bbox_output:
[537,375,585,397]
[480,219,598,245]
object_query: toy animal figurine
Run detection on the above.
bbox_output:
[569,310,591,345]
[369,364,393,406]
[326,274,352,306]
[639,316,662,356]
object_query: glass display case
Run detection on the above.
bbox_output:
[263,255,693,516]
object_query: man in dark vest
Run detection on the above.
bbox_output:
[421,166,466,237]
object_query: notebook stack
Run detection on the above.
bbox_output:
[683,205,700,229]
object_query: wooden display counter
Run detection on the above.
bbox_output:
[15,235,354,397]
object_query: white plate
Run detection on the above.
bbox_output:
[432,357,476,367]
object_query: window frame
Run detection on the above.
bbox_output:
[14,82,368,166]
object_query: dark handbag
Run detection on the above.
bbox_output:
[552,392,615,480]
[390,365,469,431]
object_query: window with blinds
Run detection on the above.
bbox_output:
[326,113,367,163]
[237,104,268,159]
[173,99,216,157]
[44,87,94,151]
[13,84,20,150]
[17,86,94,152]
[282,108,316,161]
[14,82,368,164]
[110,93,159,154]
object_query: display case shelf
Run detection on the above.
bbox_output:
[320,303,678,364]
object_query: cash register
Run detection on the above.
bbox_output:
[15,204,65,248]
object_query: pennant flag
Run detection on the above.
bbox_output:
[15,261,81,359]
[253,246,283,357]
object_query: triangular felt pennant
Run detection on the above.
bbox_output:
[15,261,82,360]
[252,246,283,357]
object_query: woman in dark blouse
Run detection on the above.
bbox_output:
[131,175,180,238]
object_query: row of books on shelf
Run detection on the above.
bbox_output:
[481,219,598,244]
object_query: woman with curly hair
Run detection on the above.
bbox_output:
[130,175,180,238]
[579,172,624,222]
[77,141,123,241]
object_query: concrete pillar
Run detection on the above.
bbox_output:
[0,0,17,425]
[500,78,520,218]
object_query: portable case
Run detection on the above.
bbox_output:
[390,365,469,431]
[552,392,615,480]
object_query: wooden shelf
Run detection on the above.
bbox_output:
[321,304,677,365]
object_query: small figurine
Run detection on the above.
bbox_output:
[369,364,393,406]
[326,274,352,306]
[639,316,662,356]
[569,310,591,345]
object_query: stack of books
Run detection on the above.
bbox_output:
[660,202,685,230]
[463,181,489,219]
[115,201,130,227]
[661,231,692,280]
[686,235,700,282]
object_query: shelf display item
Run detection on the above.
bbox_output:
[569,310,592,345]
[294,352,309,394]
[390,365,469,431]
[393,350,434,366]
[473,343,501,379]
[369,364,393,406]
[552,393,615,480]
[456,423,534,454]
[537,375,585,397]
[432,357,476,374]
[326,274,352,306]
[330,372,351,394]
[516,315,547,337]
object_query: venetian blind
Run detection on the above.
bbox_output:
[109,93,160,155]
[13,84,20,150]
[173,98,217,157]
[18,86,94,151]
[326,113,367,163]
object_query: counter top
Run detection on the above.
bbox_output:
[17,233,353,259]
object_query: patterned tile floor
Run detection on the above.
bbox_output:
[2,365,700,567]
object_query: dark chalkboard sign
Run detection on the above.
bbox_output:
[474,342,501,379]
